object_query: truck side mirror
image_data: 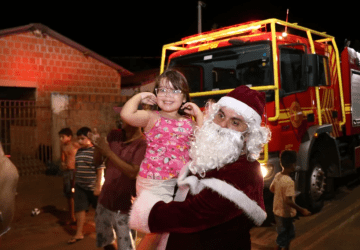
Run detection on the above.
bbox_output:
[306,54,328,87]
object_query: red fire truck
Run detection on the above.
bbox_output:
[159,18,360,212]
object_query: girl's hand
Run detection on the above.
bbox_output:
[182,102,204,127]
[181,102,202,117]
[140,92,157,106]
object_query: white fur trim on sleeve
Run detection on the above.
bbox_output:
[201,178,267,226]
[129,190,164,233]
[175,165,266,225]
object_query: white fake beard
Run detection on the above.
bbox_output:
[188,120,244,177]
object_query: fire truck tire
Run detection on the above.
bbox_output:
[304,159,327,213]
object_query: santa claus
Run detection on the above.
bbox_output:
[129,85,271,250]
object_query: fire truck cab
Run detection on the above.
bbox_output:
[160,18,360,212]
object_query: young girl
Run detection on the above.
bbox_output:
[121,69,203,249]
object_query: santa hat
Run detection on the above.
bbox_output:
[217,85,265,126]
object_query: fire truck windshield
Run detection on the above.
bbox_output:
[169,42,273,106]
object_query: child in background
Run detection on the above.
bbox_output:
[270,150,311,250]
[58,127,79,225]
[120,69,203,249]
[68,127,105,244]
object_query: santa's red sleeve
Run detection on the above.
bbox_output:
[129,160,266,234]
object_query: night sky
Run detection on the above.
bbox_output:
[2,1,359,70]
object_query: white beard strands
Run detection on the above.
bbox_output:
[245,123,271,162]
[210,102,271,162]
[188,120,245,177]
[238,115,271,162]
[188,102,271,177]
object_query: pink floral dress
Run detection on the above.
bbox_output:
[138,112,193,180]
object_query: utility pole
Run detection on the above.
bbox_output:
[198,1,206,34]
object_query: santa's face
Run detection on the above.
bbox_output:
[213,107,248,132]
[188,108,247,177]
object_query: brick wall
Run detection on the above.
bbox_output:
[0,31,128,170]
[66,93,129,134]
[0,31,121,106]
[51,92,130,164]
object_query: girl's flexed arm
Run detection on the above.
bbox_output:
[182,102,204,127]
[121,92,157,128]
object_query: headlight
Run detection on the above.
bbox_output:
[260,163,274,179]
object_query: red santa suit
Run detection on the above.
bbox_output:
[129,154,266,250]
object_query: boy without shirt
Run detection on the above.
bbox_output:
[59,128,80,224]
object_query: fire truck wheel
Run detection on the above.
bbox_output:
[305,162,326,213]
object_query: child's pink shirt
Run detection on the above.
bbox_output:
[138,113,193,180]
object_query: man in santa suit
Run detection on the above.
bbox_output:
[130,85,271,250]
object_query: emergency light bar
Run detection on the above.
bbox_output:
[181,20,264,45]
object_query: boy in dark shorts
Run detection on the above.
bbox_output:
[270,150,311,250]
[68,127,105,244]
[59,128,79,225]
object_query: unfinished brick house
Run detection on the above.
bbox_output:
[0,23,133,175]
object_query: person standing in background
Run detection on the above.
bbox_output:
[58,127,80,225]
[270,150,311,250]
[90,107,147,250]
[0,138,19,245]
[68,127,104,244]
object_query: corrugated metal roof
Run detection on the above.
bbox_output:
[0,23,133,76]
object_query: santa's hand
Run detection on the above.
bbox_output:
[140,92,157,106]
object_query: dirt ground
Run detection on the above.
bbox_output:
[1,174,279,250]
[0,174,144,250]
